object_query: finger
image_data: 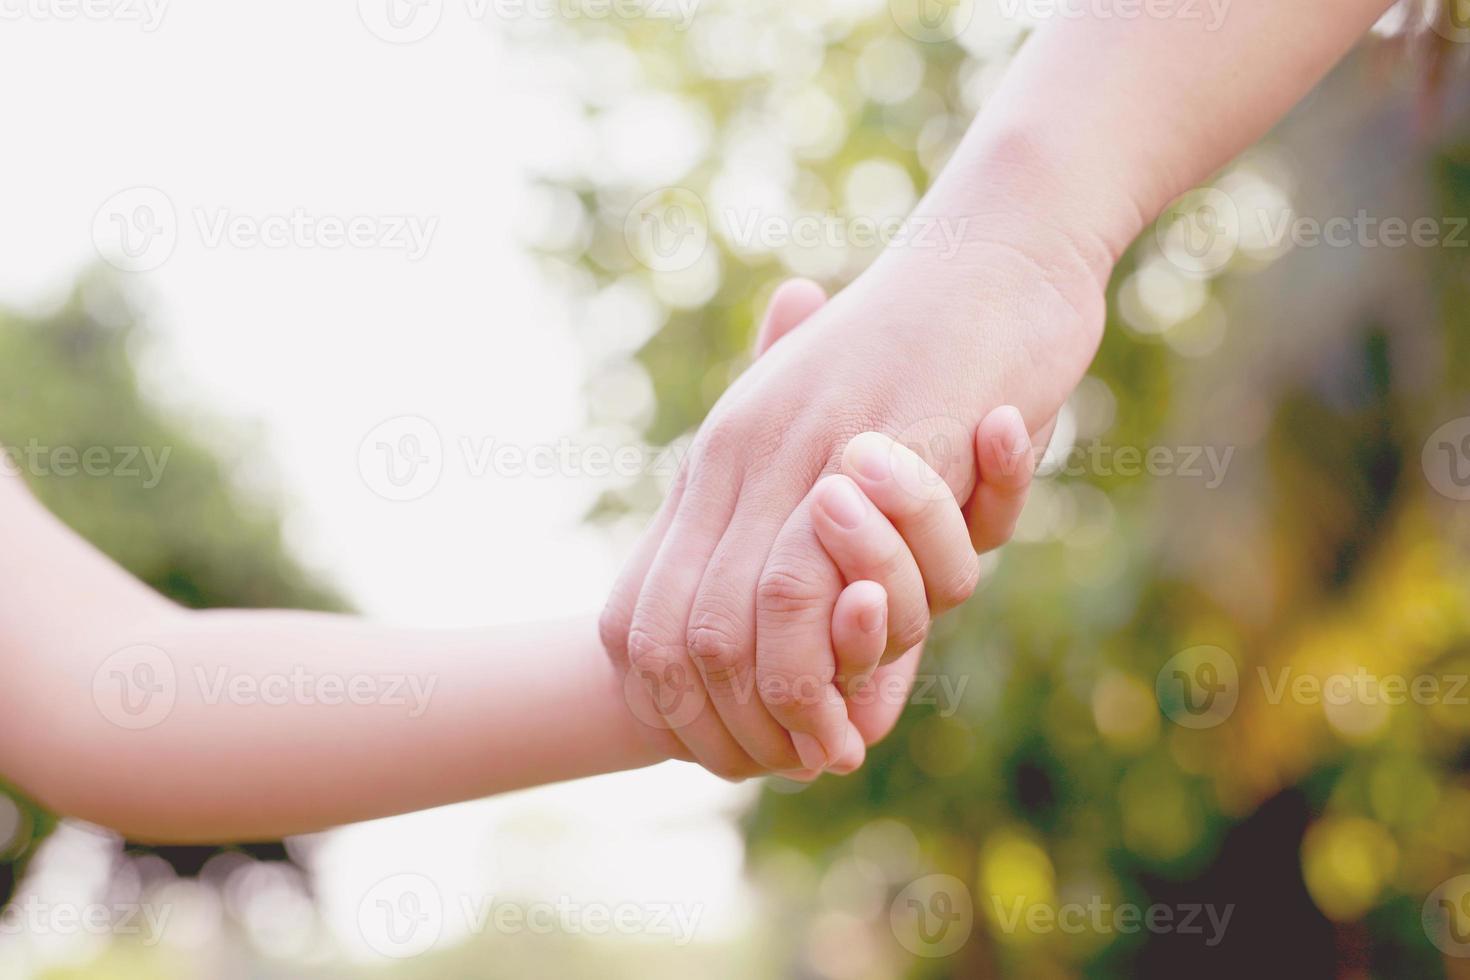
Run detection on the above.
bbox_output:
[825,719,867,775]
[600,469,692,762]
[627,478,764,781]
[756,502,855,771]
[964,405,1036,554]
[1032,413,1058,457]
[842,432,980,623]
[847,644,924,746]
[600,465,687,669]
[687,500,811,773]
[811,475,929,674]
[830,579,888,693]
[754,278,827,357]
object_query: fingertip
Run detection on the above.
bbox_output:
[813,473,868,532]
[978,405,1034,490]
[827,721,867,774]
[774,276,828,308]
[851,580,887,634]
[790,732,828,771]
[832,579,887,640]
[842,431,896,484]
[832,580,888,696]
[756,278,830,356]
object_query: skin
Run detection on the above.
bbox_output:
[0,285,1016,843]
[600,0,1404,777]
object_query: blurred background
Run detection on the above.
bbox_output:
[2,0,1470,976]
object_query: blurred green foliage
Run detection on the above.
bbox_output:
[526,4,1470,976]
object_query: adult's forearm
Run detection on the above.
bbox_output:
[929,0,1399,280]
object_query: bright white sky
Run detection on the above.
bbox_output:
[0,2,752,965]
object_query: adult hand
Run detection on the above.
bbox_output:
[603,239,1106,777]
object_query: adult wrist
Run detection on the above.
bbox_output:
[919,118,1143,302]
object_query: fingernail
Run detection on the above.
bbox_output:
[858,600,885,634]
[791,732,827,770]
[821,727,850,770]
[999,407,1029,456]
[851,437,890,482]
[819,478,866,530]
[780,768,823,783]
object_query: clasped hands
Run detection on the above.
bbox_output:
[601,245,1104,781]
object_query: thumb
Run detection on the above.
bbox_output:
[754,278,828,357]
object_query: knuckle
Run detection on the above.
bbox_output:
[932,554,981,610]
[756,662,830,717]
[598,603,631,661]
[686,615,748,687]
[751,741,801,772]
[626,625,679,673]
[757,563,827,617]
[889,614,930,656]
[694,417,750,470]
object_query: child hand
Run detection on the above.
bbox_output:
[767,416,1038,778]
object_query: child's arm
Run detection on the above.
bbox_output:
[0,473,664,842]
[0,441,960,840]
